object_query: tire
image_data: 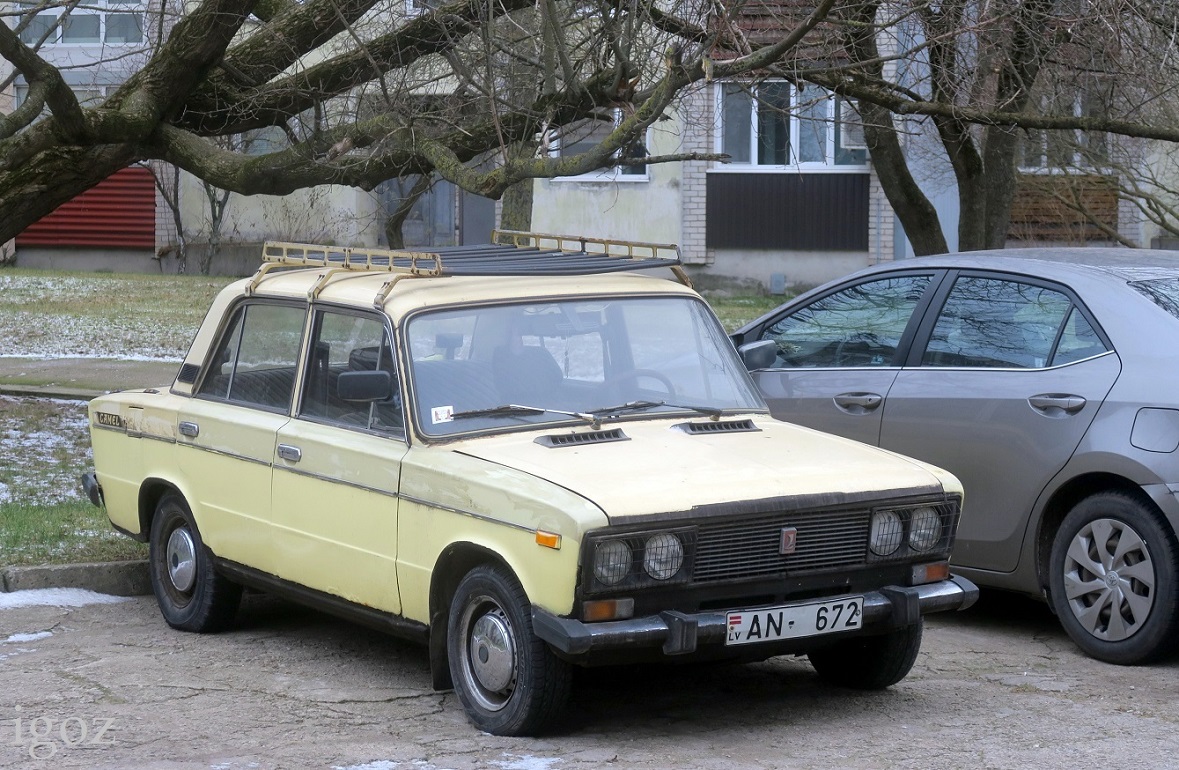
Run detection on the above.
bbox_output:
[807,620,923,689]
[447,564,572,736]
[1048,491,1179,664]
[148,494,242,633]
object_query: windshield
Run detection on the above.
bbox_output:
[405,295,766,437]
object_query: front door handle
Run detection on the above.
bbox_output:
[1028,394,1087,415]
[833,392,884,414]
[178,421,199,438]
[277,444,302,463]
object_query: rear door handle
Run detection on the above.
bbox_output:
[178,421,199,437]
[277,444,302,463]
[833,392,884,414]
[1028,394,1087,414]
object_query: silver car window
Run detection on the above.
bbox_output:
[922,277,1074,369]
[760,275,932,367]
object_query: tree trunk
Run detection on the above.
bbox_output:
[499,142,535,232]
[383,174,432,249]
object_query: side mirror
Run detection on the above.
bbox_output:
[337,370,393,402]
[737,340,777,371]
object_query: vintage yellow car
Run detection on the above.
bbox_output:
[84,233,976,736]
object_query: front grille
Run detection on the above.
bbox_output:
[693,508,872,581]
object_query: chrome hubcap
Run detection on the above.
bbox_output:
[166,527,197,594]
[469,609,515,694]
[1063,518,1155,642]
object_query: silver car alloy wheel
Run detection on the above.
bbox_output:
[1062,517,1156,642]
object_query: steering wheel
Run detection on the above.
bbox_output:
[604,368,677,397]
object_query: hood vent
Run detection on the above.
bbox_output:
[675,419,760,435]
[536,428,629,448]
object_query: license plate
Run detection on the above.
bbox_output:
[725,596,863,646]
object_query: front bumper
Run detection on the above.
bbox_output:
[532,575,978,658]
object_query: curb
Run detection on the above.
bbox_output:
[2,560,151,596]
[0,383,104,401]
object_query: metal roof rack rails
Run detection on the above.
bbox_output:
[247,231,691,305]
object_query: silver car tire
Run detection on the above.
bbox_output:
[446,564,572,736]
[1049,492,1179,664]
[149,494,242,633]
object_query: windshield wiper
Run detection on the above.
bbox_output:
[450,403,597,425]
[589,400,727,419]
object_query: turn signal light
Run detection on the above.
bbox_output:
[535,530,562,549]
[582,598,635,622]
[911,561,951,585]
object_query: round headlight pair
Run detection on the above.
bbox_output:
[869,507,941,556]
[593,533,685,585]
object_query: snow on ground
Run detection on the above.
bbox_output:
[0,396,92,506]
[0,273,204,361]
[0,587,129,609]
[3,631,53,643]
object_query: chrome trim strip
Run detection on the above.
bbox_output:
[399,493,534,534]
[174,441,273,468]
[272,464,399,499]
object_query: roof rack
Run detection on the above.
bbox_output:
[248,231,691,306]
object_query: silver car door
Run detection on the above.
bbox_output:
[880,273,1121,573]
[747,272,940,445]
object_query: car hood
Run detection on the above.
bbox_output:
[451,415,956,523]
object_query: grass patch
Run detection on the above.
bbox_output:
[705,293,788,332]
[0,500,146,567]
[0,268,233,359]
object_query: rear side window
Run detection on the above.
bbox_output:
[921,277,1107,369]
[197,303,305,411]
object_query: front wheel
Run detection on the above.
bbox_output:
[149,494,241,632]
[1049,492,1179,664]
[447,564,571,736]
[807,620,923,689]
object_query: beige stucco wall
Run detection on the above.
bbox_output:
[177,173,382,247]
[531,115,686,248]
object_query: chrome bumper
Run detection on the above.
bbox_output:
[532,575,979,657]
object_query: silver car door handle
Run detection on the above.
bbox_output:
[1028,394,1087,414]
[833,392,884,411]
[277,444,302,463]
[178,421,199,438]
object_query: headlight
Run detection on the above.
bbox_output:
[870,509,904,556]
[643,533,684,580]
[593,540,632,585]
[908,507,941,551]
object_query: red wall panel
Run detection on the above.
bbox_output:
[17,166,156,249]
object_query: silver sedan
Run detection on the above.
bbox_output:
[733,248,1179,665]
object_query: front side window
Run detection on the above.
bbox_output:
[720,83,868,169]
[921,277,1101,368]
[760,275,933,368]
[406,297,765,436]
[197,303,305,411]
[300,310,403,433]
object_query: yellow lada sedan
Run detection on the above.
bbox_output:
[83,233,977,736]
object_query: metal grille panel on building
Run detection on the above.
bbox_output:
[16,166,155,249]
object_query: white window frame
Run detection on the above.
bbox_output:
[713,82,869,173]
[549,109,651,183]
[17,1,145,47]
[1016,87,1111,173]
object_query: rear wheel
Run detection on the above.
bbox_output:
[149,494,241,632]
[1049,492,1179,664]
[447,564,571,736]
[808,620,923,689]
